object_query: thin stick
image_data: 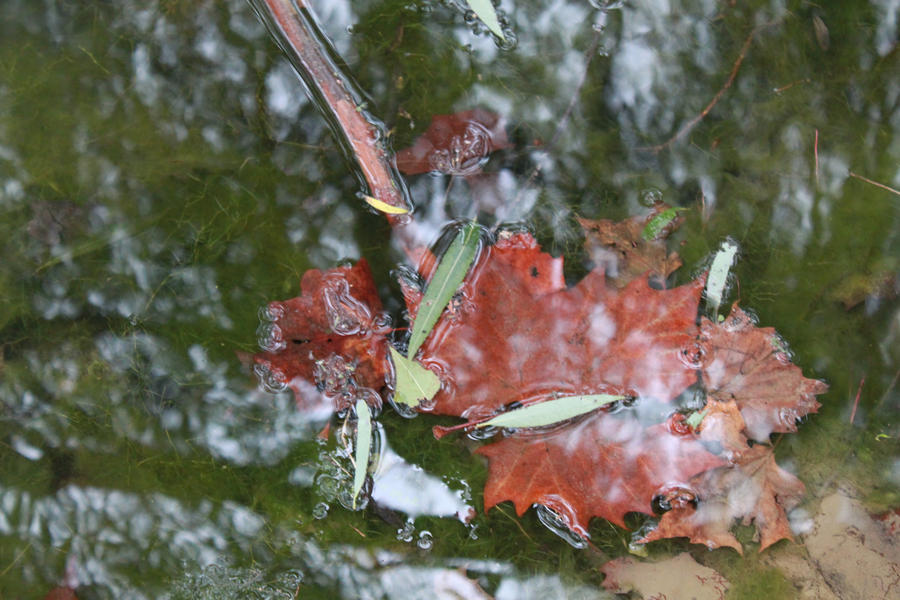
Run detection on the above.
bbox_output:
[514,28,603,203]
[849,376,864,424]
[814,129,819,185]
[643,24,770,154]
[848,171,900,197]
[256,0,409,216]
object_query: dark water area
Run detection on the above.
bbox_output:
[0,1,898,598]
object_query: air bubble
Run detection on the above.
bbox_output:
[417,530,434,550]
[639,188,663,207]
[322,277,372,335]
[312,502,329,520]
[256,321,285,352]
[466,425,498,440]
[396,520,415,543]
[253,363,288,393]
[391,400,419,419]
[258,302,283,322]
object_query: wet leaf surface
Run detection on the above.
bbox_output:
[252,260,390,414]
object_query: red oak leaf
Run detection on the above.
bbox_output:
[477,415,724,534]
[699,306,828,441]
[411,231,705,419]
[641,444,805,552]
[578,202,684,288]
[396,108,510,176]
[252,260,389,413]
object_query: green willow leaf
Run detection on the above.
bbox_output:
[705,239,738,316]
[641,206,688,241]
[407,221,480,358]
[466,0,505,40]
[352,398,371,509]
[477,394,626,429]
[390,347,440,408]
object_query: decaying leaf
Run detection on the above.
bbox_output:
[252,260,389,413]
[396,108,510,176]
[578,202,684,288]
[699,306,827,441]
[477,415,723,534]
[641,445,806,552]
[601,552,730,600]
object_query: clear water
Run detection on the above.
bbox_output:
[0,0,898,598]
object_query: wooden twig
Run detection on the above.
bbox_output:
[255,0,410,216]
[849,376,864,424]
[814,129,819,185]
[643,24,770,153]
[848,171,900,197]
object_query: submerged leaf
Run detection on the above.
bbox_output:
[478,394,625,429]
[352,398,372,509]
[466,0,506,40]
[407,221,480,357]
[390,347,440,408]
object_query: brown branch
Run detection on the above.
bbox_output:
[643,23,770,154]
[848,171,900,197]
[255,0,410,217]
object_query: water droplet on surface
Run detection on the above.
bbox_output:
[312,502,329,520]
[322,277,371,335]
[639,188,663,207]
[535,504,587,549]
[256,321,285,352]
[466,425,498,440]
[253,362,288,393]
[396,520,415,543]
[390,399,419,419]
[417,530,434,550]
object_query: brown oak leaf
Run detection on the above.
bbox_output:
[411,231,705,419]
[578,202,684,288]
[252,260,389,413]
[641,444,805,552]
[396,108,510,176]
[477,415,724,534]
[699,306,828,441]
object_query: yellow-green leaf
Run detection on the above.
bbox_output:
[477,394,626,429]
[467,0,506,41]
[390,347,440,408]
[641,206,688,241]
[352,398,372,509]
[363,194,409,215]
[407,221,480,357]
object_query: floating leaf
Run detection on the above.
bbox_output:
[466,0,505,40]
[390,347,440,408]
[352,398,372,509]
[641,206,688,241]
[407,221,480,357]
[705,240,738,316]
[478,394,625,429]
[685,408,708,430]
[363,194,409,215]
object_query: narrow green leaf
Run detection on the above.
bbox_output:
[477,394,626,429]
[352,398,371,509]
[390,347,440,408]
[407,221,480,357]
[705,239,739,316]
[685,408,709,429]
[641,206,688,241]
[466,0,506,41]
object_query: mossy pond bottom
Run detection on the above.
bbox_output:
[1,0,898,598]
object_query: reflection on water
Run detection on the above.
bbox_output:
[0,0,898,596]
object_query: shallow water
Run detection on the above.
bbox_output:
[0,0,898,598]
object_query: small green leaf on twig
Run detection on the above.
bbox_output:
[363,194,409,215]
[390,347,440,408]
[407,221,480,357]
[705,239,738,316]
[352,398,372,509]
[467,0,506,40]
[641,206,688,241]
[478,394,626,429]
